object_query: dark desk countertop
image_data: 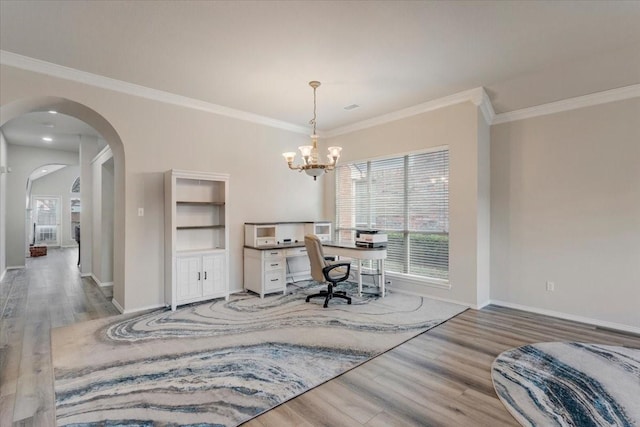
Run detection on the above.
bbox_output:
[244,242,305,250]
[244,241,386,251]
[244,221,330,226]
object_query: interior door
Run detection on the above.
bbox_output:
[33,196,61,247]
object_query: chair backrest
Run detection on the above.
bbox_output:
[304,234,327,282]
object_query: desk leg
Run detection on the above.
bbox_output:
[380,259,385,297]
[357,259,362,296]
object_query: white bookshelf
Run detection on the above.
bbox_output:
[165,169,229,310]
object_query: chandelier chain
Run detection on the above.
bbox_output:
[310,84,317,134]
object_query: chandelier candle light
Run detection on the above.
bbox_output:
[283,81,342,180]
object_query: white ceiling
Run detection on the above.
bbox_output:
[1,0,639,133]
[1,111,106,152]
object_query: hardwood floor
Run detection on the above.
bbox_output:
[1,250,638,426]
[244,305,640,427]
[0,248,119,426]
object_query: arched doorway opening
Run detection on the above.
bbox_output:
[0,96,126,309]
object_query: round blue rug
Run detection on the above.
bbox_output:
[491,342,640,427]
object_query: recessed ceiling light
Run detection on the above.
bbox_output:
[41,169,47,173]
[48,110,57,114]
[42,136,53,142]
[344,104,360,111]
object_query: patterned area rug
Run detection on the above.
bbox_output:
[491,342,640,427]
[52,282,466,426]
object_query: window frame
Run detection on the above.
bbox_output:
[334,146,449,284]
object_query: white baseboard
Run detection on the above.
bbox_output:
[6,265,25,270]
[89,273,113,288]
[110,297,164,315]
[111,297,124,314]
[122,303,166,315]
[0,268,5,282]
[391,287,477,309]
[490,300,640,336]
[476,299,492,310]
[80,273,91,278]
[90,273,100,286]
[390,284,490,310]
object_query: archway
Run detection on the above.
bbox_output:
[1,96,126,309]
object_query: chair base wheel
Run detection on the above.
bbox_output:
[306,286,351,308]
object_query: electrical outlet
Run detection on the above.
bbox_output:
[138,208,144,217]
[546,281,555,291]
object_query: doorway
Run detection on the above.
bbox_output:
[1,96,126,310]
[32,196,61,247]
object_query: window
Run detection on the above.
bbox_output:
[70,198,80,241]
[71,176,80,241]
[71,177,80,193]
[335,148,449,281]
[33,196,60,246]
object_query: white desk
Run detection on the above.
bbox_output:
[324,242,387,297]
[243,221,387,298]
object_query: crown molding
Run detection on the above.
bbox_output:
[5,50,636,135]
[325,87,494,138]
[0,50,309,135]
[493,84,640,124]
[473,87,496,125]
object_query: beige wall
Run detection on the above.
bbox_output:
[491,97,640,329]
[0,132,6,278]
[92,148,114,285]
[325,102,491,307]
[1,64,323,312]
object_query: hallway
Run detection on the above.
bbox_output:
[0,248,118,425]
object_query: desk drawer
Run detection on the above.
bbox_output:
[264,260,284,271]
[263,250,283,260]
[256,237,276,247]
[264,271,285,290]
[285,247,308,257]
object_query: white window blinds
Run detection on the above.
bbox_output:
[335,148,449,281]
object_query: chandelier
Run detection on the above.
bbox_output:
[283,81,342,180]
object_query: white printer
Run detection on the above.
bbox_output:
[355,229,388,248]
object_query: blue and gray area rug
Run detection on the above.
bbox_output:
[492,342,640,427]
[52,282,465,426]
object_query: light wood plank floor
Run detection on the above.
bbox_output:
[2,249,638,426]
[0,248,119,426]
[245,304,640,427]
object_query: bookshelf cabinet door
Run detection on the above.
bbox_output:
[202,253,226,296]
[176,256,202,301]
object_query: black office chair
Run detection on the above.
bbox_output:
[304,234,352,308]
